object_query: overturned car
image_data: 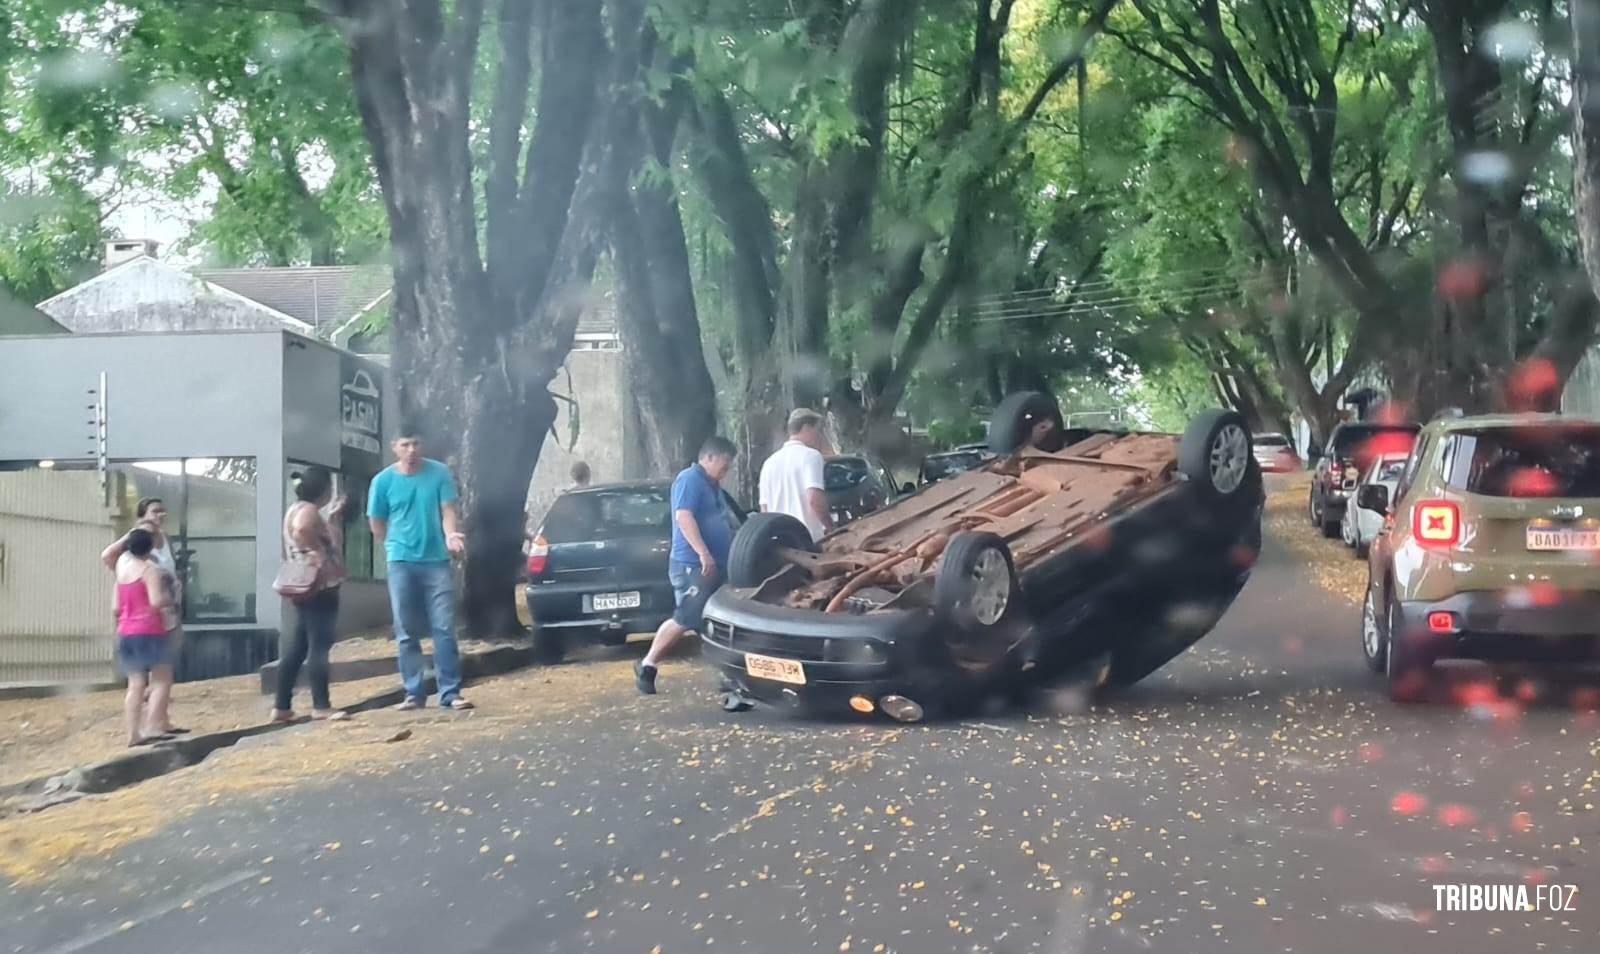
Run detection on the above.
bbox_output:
[700,394,1264,721]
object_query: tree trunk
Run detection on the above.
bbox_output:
[600,2,717,475]
[1576,0,1600,309]
[330,0,605,637]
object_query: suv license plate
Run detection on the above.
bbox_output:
[1527,527,1600,551]
[745,652,806,685]
[591,591,641,612]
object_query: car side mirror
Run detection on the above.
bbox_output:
[1357,484,1389,514]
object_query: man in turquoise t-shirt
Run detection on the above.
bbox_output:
[367,430,474,710]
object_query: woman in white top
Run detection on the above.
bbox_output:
[102,497,184,734]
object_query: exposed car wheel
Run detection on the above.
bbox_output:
[1308,488,1322,528]
[934,532,1017,631]
[727,512,816,587]
[1385,597,1429,703]
[987,392,1065,455]
[1177,409,1252,499]
[531,625,566,665]
[1360,588,1385,673]
[1340,512,1355,548]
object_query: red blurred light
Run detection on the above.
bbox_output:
[1573,687,1600,712]
[1437,804,1478,828]
[1358,741,1384,762]
[1412,500,1460,547]
[1453,680,1496,706]
[1510,811,1534,832]
[1438,260,1488,301]
[1391,791,1428,815]
[1506,357,1560,412]
[1427,611,1457,633]
[1506,467,1558,497]
[1330,806,1348,826]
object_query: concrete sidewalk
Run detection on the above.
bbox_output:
[0,635,515,796]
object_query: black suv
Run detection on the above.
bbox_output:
[1307,421,1419,537]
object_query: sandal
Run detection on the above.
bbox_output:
[394,698,423,712]
[311,709,350,721]
[268,709,297,724]
[446,698,475,711]
[129,733,174,748]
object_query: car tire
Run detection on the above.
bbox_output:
[1385,597,1429,703]
[727,512,816,588]
[1177,409,1253,499]
[531,625,566,665]
[1308,487,1322,528]
[934,532,1018,631]
[987,392,1065,455]
[1360,588,1386,673]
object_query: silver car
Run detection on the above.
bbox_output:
[1341,453,1409,557]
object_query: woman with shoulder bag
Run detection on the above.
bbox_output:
[271,466,350,722]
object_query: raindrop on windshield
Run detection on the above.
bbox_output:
[1481,20,1539,63]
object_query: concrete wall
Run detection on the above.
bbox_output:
[0,332,288,639]
[525,345,633,527]
[1563,347,1600,417]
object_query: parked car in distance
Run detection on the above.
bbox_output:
[701,396,1263,722]
[1341,452,1409,557]
[1359,413,1600,702]
[824,455,906,526]
[515,480,745,663]
[1308,420,1420,538]
[918,444,994,485]
[1252,432,1301,473]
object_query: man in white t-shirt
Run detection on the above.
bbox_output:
[759,408,834,541]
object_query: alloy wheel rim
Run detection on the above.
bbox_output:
[969,549,1011,626]
[1362,592,1380,660]
[1210,423,1250,494]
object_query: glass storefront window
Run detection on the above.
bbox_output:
[182,458,257,624]
[286,461,381,581]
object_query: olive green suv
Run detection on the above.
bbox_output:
[1358,413,1600,701]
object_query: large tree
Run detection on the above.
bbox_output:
[321,0,606,634]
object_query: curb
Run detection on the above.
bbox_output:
[0,644,535,817]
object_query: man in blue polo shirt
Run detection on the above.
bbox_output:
[635,436,738,695]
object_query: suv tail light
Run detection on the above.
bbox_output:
[1412,500,1460,547]
[525,534,549,577]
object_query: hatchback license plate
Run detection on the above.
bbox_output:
[591,591,641,612]
[1527,527,1600,551]
[744,652,806,685]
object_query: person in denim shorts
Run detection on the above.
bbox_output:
[634,436,738,695]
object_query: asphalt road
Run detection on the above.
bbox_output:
[5,534,1598,954]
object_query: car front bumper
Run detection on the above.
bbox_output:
[700,589,932,708]
[1398,590,1600,662]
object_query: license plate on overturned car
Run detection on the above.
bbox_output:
[1527,526,1600,551]
[745,652,806,685]
[590,591,642,612]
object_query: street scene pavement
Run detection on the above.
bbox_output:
[3,487,1597,954]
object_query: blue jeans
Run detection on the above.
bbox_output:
[386,561,462,704]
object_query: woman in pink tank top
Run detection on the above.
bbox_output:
[115,529,176,747]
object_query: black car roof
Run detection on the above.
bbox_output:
[562,479,672,495]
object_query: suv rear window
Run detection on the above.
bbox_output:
[541,488,670,541]
[825,458,869,491]
[1329,424,1419,465]
[1442,426,1600,498]
[923,451,985,481]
